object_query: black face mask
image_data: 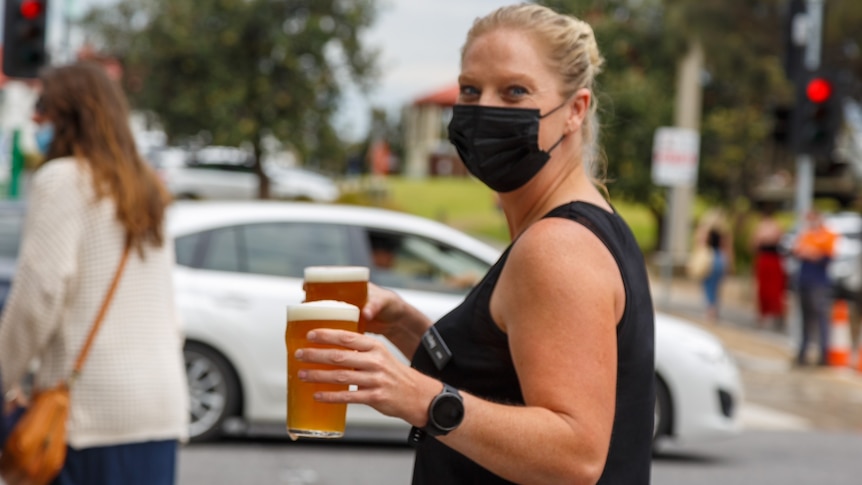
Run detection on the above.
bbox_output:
[447,103,566,193]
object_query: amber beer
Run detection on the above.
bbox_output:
[286,300,359,439]
[303,266,369,333]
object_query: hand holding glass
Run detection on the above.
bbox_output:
[303,266,369,333]
[285,300,359,439]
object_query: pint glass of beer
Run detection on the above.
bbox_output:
[286,300,359,439]
[303,266,369,333]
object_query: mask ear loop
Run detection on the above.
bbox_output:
[538,98,570,119]
[538,97,572,154]
[543,133,567,155]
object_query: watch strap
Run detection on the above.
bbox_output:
[409,383,463,446]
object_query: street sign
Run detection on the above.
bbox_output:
[651,127,700,187]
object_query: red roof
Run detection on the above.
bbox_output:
[413,83,459,107]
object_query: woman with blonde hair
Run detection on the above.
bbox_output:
[294,4,655,484]
[0,61,188,485]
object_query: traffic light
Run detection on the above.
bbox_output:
[782,0,806,81]
[771,105,792,147]
[792,72,841,158]
[2,0,50,79]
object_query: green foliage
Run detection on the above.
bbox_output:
[542,0,674,215]
[82,0,381,191]
[537,0,862,256]
[384,177,509,244]
[364,176,655,251]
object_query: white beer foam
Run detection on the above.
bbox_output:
[304,266,369,283]
[287,300,360,322]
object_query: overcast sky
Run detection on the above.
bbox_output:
[340,0,516,140]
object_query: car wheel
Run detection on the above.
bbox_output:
[654,375,672,443]
[184,341,241,442]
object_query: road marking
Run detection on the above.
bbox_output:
[279,468,319,484]
[740,402,811,431]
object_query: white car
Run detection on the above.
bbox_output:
[151,147,340,203]
[167,201,742,444]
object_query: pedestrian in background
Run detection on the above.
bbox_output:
[0,62,188,485]
[751,203,787,330]
[293,4,655,484]
[694,210,733,324]
[793,209,838,366]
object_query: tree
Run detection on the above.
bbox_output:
[82,0,380,198]
[541,0,678,250]
[537,1,857,251]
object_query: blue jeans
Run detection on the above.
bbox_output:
[51,440,178,485]
[702,250,726,308]
[797,285,831,364]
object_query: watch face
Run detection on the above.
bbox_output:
[433,395,464,430]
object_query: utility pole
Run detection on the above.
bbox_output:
[659,39,704,307]
[670,40,704,260]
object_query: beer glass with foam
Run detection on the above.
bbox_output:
[303,266,369,333]
[286,300,359,439]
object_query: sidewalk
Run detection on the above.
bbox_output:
[650,270,862,432]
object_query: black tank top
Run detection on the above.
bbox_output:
[411,201,655,484]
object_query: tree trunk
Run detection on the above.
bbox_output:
[651,204,665,255]
[253,139,270,199]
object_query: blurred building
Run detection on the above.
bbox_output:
[402,83,467,179]
[836,98,862,181]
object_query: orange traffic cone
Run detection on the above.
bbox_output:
[827,300,852,367]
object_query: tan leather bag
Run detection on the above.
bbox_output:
[0,244,130,485]
[686,245,714,281]
[0,386,70,485]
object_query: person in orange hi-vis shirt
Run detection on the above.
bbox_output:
[793,209,839,366]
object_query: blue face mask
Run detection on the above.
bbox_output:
[35,123,54,155]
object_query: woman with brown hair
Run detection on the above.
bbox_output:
[0,61,188,485]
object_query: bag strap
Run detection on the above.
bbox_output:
[69,240,132,386]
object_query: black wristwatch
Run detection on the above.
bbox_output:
[409,383,464,445]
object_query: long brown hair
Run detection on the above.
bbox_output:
[38,61,170,254]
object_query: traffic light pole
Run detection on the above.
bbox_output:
[794,154,814,223]
[793,0,824,228]
[789,0,824,352]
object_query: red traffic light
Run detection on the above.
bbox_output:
[19,0,44,19]
[806,77,832,104]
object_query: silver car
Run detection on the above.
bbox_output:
[151,146,340,203]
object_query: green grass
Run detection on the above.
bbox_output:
[385,177,509,244]
[612,201,656,252]
[351,176,657,251]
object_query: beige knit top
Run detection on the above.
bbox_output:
[0,157,188,448]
